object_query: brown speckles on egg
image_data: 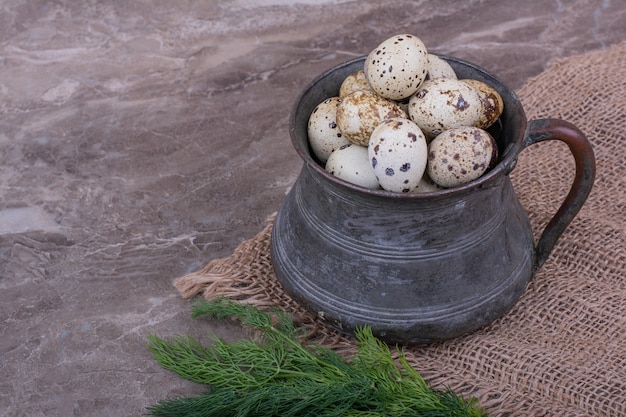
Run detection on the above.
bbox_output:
[408,78,482,139]
[307,96,350,163]
[461,78,504,129]
[455,95,469,111]
[426,126,498,188]
[487,134,499,168]
[339,70,374,98]
[336,90,407,146]
[384,108,405,120]
[364,34,428,100]
[368,117,428,193]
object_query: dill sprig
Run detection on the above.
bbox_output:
[146,297,487,417]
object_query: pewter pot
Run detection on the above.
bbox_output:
[270,55,595,344]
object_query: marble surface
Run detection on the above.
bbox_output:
[1,1,624,415]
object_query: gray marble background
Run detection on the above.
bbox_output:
[1,1,624,415]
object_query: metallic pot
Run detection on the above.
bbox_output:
[270,55,595,344]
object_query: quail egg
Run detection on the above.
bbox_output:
[411,173,444,193]
[427,54,457,79]
[364,34,429,101]
[461,79,504,129]
[339,70,374,98]
[325,143,380,189]
[408,78,482,138]
[368,118,428,193]
[307,97,351,163]
[336,90,407,146]
[426,126,499,188]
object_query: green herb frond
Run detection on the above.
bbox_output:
[191,297,298,341]
[147,298,488,417]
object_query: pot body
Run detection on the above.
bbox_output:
[272,162,534,343]
[270,56,593,344]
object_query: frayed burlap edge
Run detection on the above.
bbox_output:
[173,212,355,350]
[174,213,277,306]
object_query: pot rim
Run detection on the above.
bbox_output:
[288,54,528,199]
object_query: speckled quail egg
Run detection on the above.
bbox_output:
[336,90,407,146]
[408,78,482,139]
[368,118,428,193]
[307,97,351,163]
[325,143,380,189]
[461,79,504,129]
[411,173,444,193]
[339,70,374,98]
[364,34,429,101]
[427,54,457,79]
[427,126,499,188]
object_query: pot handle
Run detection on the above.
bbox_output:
[523,118,596,271]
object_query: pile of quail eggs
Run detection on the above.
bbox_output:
[307,34,504,193]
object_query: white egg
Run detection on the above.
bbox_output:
[426,126,499,188]
[368,118,428,193]
[408,78,482,138]
[364,34,429,101]
[336,90,407,147]
[427,54,457,79]
[411,173,444,193]
[339,70,374,98]
[325,143,380,189]
[307,97,351,163]
[461,79,504,129]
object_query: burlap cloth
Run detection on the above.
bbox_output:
[174,42,626,416]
